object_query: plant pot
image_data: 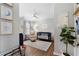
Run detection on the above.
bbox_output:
[63,53,70,56]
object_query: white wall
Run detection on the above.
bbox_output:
[19,3,54,20]
[0,4,19,55]
[19,3,74,55]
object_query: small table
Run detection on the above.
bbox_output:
[24,40,54,56]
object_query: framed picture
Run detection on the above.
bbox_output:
[76,17,79,34]
[0,6,13,20]
[0,21,13,34]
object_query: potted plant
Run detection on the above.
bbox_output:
[60,25,76,56]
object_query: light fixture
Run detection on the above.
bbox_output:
[32,10,38,19]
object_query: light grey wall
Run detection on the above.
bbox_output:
[0,4,19,55]
[54,3,74,55]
